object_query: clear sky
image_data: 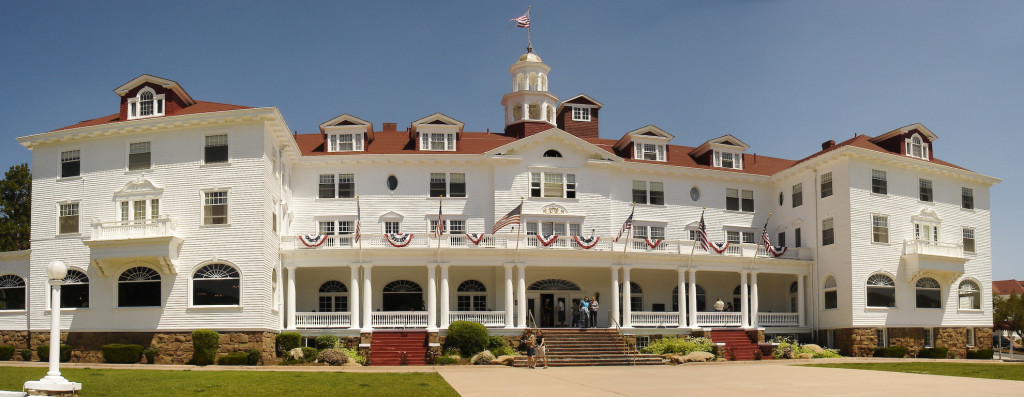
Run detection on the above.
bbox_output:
[1,1,1021,279]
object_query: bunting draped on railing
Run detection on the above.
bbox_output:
[572,235,600,249]
[536,234,559,247]
[644,238,662,249]
[767,245,787,257]
[385,233,413,247]
[300,234,327,248]
[708,241,729,254]
[466,233,485,245]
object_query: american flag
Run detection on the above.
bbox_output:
[698,212,711,252]
[615,208,634,242]
[761,219,772,252]
[510,9,530,28]
[434,199,445,239]
[492,203,522,234]
[354,197,362,242]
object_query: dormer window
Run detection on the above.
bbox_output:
[420,132,456,151]
[127,87,165,120]
[634,143,666,161]
[713,151,743,169]
[571,107,590,122]
[905,134,929,160]
[327,132,363,152]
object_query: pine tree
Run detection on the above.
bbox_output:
[0,163,31,251]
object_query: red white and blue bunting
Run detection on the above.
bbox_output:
[708,241,730,254]
[572,235,600,249]
[385,233,414,247]
[466,233,486,245]
[299,234,327,248]
[644,238,662,249]
[536,234,559,247]
[766,245,787,257]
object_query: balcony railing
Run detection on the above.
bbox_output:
[295,312,351,328]
[90,217,177,241]
[371,311,429,328]
[630,311,680,327]
[695,312,743,327]
[449,311,506,327]
[756,312,799,327]
[903,240,964,258]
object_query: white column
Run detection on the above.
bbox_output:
[750,272,759,328]
[426,264,438,331]
[48,281,62,376]
[286,266,296,329]
[688,269,698,328]
[610,266,620,327]
[516,264,527,328]
[362,264,373,331]
[677,268,687,328]
[622,266,632,328]
[797,274,806,327]
[504,264,514,328]
[439,265,450,329]
[349,265,360,329]
[740,271,750,328]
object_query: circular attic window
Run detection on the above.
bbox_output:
[689,186,701,202]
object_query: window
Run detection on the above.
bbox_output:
[778,232,786,247]
[914,222,938,242]
[61,150,81,178]
[962,227,975,253]
[915,277,941,309]
[318,281,348,312]
[633,225,665,240]
[958,280,981,310]
[203,191,228,225]
[792,183,803,207]
[430,173,466,198]
[543,150,562,158]
[726,231,740,245]
[58,203,79,234]
[872,215,889,244]
[128,142,151,171]
[193,263,240,306]
[127,88,165,120]
[530,172,576,199]
[871,170,887,195]
[118,267,161,307]
[327,133,363,152]
[119,199,160,223]
[60,270,89,308]
[905,134,929,160]
[319,220,354,236]
[961,187,974,209]
[430,219,465,235]
[619,282,643,311]
[823,276,838,310]
[876,329,887,348]
[319,175,336,198]
[967,328,975,347]
[821,218,834,246]
[457,280,487,311]
[571,106,590,122]
[0,274,26,310]
[204,134,228,163]
[384,221,401,234]
[742,232,755,244]
[634,143,666,161]
[919,179,933,202]
[820,172,833,198]
[318,173,355,199]
[419,132,456,151]
[632,181,664,205]
[794,228,802,248]
[924,328,934,348]
[866,274,895,308]
[726,188,753,212]
[713,151,742,169]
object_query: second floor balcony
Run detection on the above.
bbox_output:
[901,239,968,282]
[83,217,181,276]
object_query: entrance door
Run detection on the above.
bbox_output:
[527,298,536,328]
[540,294,554,327]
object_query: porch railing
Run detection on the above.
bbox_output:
[449,311,506,327]
[371,311,429,328]
[696,312,743,327]
[630,311,680,327]
[295,312,351,328]
[90,217,178,241]
[903,239,963,258]
[757,312,799,327]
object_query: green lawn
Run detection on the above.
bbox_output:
[804,362,1024,381]
[0,367,459,396]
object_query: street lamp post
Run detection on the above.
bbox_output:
[24,260,81,394]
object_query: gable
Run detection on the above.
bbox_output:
[485,128,620,162]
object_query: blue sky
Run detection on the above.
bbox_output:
[1,1,1021,279]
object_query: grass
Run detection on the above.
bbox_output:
[0,367,459,396]
[804,362,1024,381]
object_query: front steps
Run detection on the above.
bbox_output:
[513,328,665,367]
[708,328,761,361]
[369,330,429,366]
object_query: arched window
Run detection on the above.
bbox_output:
[383,280,423,311]
[915,277,941,309]
[543,150,562,158]
[905,134,929,159]
[61,269,89,308]
[958,280,981,310]
[128,88,165,120]
[528,279,581,291]
[823,276,838,310]
[528,102,541,120]
[118,267,161,307]
[866,274,895,308]
[140,90,154,116]
[618,282,643,311]
[457,280,487,311]
[671,284,706,312]
[192,263,240,306]
[0,274,26,310]
[732,284,751,312]
[512,105,523,121]
[318,280,348,312]
[789,281,799,312]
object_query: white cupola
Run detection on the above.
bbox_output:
[501,47,559,138]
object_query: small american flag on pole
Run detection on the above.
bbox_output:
[354,197,362,242]
[698,211,711,252]
[615,207,635,242]
[434,199,445,239]
[492,203,522,234]
[510,8,530,28]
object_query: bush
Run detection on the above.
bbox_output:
[101,344,144,363]
[276,332,302,356]
[967,349,994,359]
[247,349,261,365]
[435,356,458,365]
[315,335,338,351]
[317,348,347,365]
[143,347,159,364]
[487,336,507,350]
[217,352,251,365]
[20,349,32,361]
[489,345,519,357]
[342,347,366,365]
[443,321,489,357]
[640,336,715,356]
[918,347,949,359]
[0,345,13,361]
[191,329,220,365]
[767,337,843,359]
[301,346,319,362]
[873,346,907,358]
[37,344,72,362]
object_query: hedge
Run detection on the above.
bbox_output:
[967,349,994,359]
[192,329,220,365]
[444,321,489,357]
[101,344,144,363]
[20,349,32,361]
[37,344,72,362]
[143,347,159,364]
[873,346,907,358]
[918,347,949,359]
[217,352,251,365]
[247,349,261,365]
[300,347,318,362]
[276,332,302,355]
[315,335,338,350]
[0,345,14,361]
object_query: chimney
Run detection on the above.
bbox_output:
[821,140,836,150]
[383,123,397,132]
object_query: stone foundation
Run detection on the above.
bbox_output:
[975,328,993,350]
[936,327,967,358]
[746,329,765,343]
[835,328,877,357]
[831,327,993,358]
[6,331,277,364]
[887,328,924,357]
[0,331,30,350]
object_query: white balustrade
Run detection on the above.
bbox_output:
[630,311,680,327]
[371,311,429,328]
[696,312,743,327]
[757,312,799,327]
[295,312,351,328]
[90,217,177,240]
[904,240,963,258]
[449,311,506,327]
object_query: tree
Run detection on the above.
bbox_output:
[0,163,31,251]
[994,292,1024,342]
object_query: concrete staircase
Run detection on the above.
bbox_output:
[513,329,665,367]
[369,331,429,366]
[708,329,761,361]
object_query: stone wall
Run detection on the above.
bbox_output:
[835,328,877,357]
[0,331,29,350]
[12,331,277,364]
[975,328,994,350]
[746,329,765,344]
[887,328,924,357]
[936,327,967,359]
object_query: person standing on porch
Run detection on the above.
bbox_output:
[589,297,599,327]
[557,299,566,326]
[580,298,590,328]
[571,298,580,328]
[714,298,725,312]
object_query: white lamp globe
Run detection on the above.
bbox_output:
[46,260,68,281]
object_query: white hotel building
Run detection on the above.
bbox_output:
[0,48,999,361]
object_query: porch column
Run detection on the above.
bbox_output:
[610,266,620,327]
[427,264,438,331]
[439,265,450,329]
[622,266,632,328]
[285,266,296,329]
[677,268,686,328]
[688,269,698,328]
[516,264,527,328]
[350,265,360,329]
[504,264,514,328]
[740,271,750,328]
[797,274,806,327]
[750,272,759,328]
[362,264,373,331]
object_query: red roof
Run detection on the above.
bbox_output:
[49,101,252,132]
[295,130,516,156]
[792,134,968,171]
[993,280,1024,295]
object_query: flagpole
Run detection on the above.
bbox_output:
[436,195,444,264]
[621,202,635,265]
[686,208,705,270]
[513,197,524,264]
[357,196,363,264]
[750,212,773,270]
[526,6,532,51]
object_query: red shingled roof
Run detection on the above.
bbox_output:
[993,280,1024,296]
[295,130,516,155]
[583,137,796,176]
[792,134,969,171]
[49,101,252,132]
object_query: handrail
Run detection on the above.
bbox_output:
[607,310,636,366]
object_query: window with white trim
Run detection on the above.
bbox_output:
[632,181,664,205]
[905,134,929,160]
[633,225,665,240]
[203,191,228,225]
[118,266,161,307]
[958,280,981,310]
[530,172,576,199]
[961,187,974,209]
[457,280,487,311]
[725,230,755,245]
[61,270,89,308]
[962,227,975,253]
[430,173,466,198]
[634,143,666,161]
[327,133,364,152]
[319,174,355,199]
[193,263,240,306]
[867,274,895,308]
[571,106,590,122]
[872,215,889,244]
[821,218,834,246]
[119,199,160,223]
[876,328,887,348]
[871,169,887,195]
[823,276,838,309]
[128,141,151,171]
[726,188,753,212]
[61,150,81,178]
[967,328,975,347]
[127,88,165,120]
[384,221,401,234]
[524,221,581,236]
[420,132,456,151]
[58,203,79,234]
[204,134,228,164]
[318,280,348,312]
[915,277,941,309]
[430,219,465,235]
[919,179,933,202]
[794,228,802,248]
[318,220,354,236]
[914,222,938,242]
[0,274,26,310]
[792,183,803,207]
[820,172,833,198]
[713,151,742,169]
[924,328,934,348]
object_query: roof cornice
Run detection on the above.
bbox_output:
[771,145,999,185]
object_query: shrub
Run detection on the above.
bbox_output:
[435,356,458,365]
[317,348,347,365]
[487,336,508,350]
[640,336,715,356]
[342,347,366,365]
[873,346,907,358]
[217,352,251,365]
[315,335,338,351]
[489,345,518,357]
[0,345,13,361]
[143,347,159,364]
[247,349,261,365]
[301,346,319,362]
[101,344,144,363]
[918,347,949,359]
[276,332,302,356]
[767,337,842,359]
[967,349,994,359]
[37,344,72,362]
[20,349,32,361]
[443,321,489,357]
[191,329,220,365]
